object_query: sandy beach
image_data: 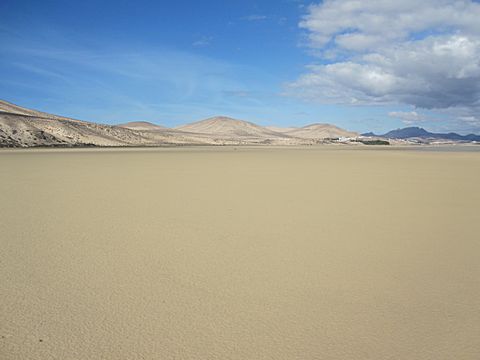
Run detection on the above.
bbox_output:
[1,146,479,359]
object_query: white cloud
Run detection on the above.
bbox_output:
[193,36,212,47]
[388,111,425,125]
[300,0,480,51]
[242,15,268,21]
[289,0,480,129]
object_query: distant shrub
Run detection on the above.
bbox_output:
[355,139,390,145]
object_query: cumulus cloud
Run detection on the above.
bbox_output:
[300,1,480,50]
[288,0,480,128]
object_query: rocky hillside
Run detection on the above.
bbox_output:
[1,100,361,147]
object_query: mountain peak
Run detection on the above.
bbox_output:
[383,127,430,138]
[175,116,281,138]
[378,127,480,141]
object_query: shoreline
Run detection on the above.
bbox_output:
[1,142,480,154]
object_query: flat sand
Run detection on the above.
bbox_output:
[1,146,479,359]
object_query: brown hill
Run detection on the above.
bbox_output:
[176,116,288,139]
[285,123,358,139]
[0,100,209,147]
[0,100,359,147]
[117,121,166,131]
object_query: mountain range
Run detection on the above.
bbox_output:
[0,100,358,147]
[2,100,479,148]
[363,127,480,142]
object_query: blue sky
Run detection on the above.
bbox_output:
[1,0,480,133]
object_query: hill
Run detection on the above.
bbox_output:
[175,116,288,139]
[1,100,362,147]
[117,121,166,131]
[366,127,480,142]
[0,100,208,147]
[284,123,358,139]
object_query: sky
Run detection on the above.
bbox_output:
[1,0,480,134]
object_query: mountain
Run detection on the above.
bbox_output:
[175,116,290,140]
[1,100,361,147]
[383,127,432,139]
[366,127,480,142]
[117,121,166,131]
[0,100,209,147]
[284,123,358,139]
[0,99,81,121]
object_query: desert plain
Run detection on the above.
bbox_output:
[1,146,479,359]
